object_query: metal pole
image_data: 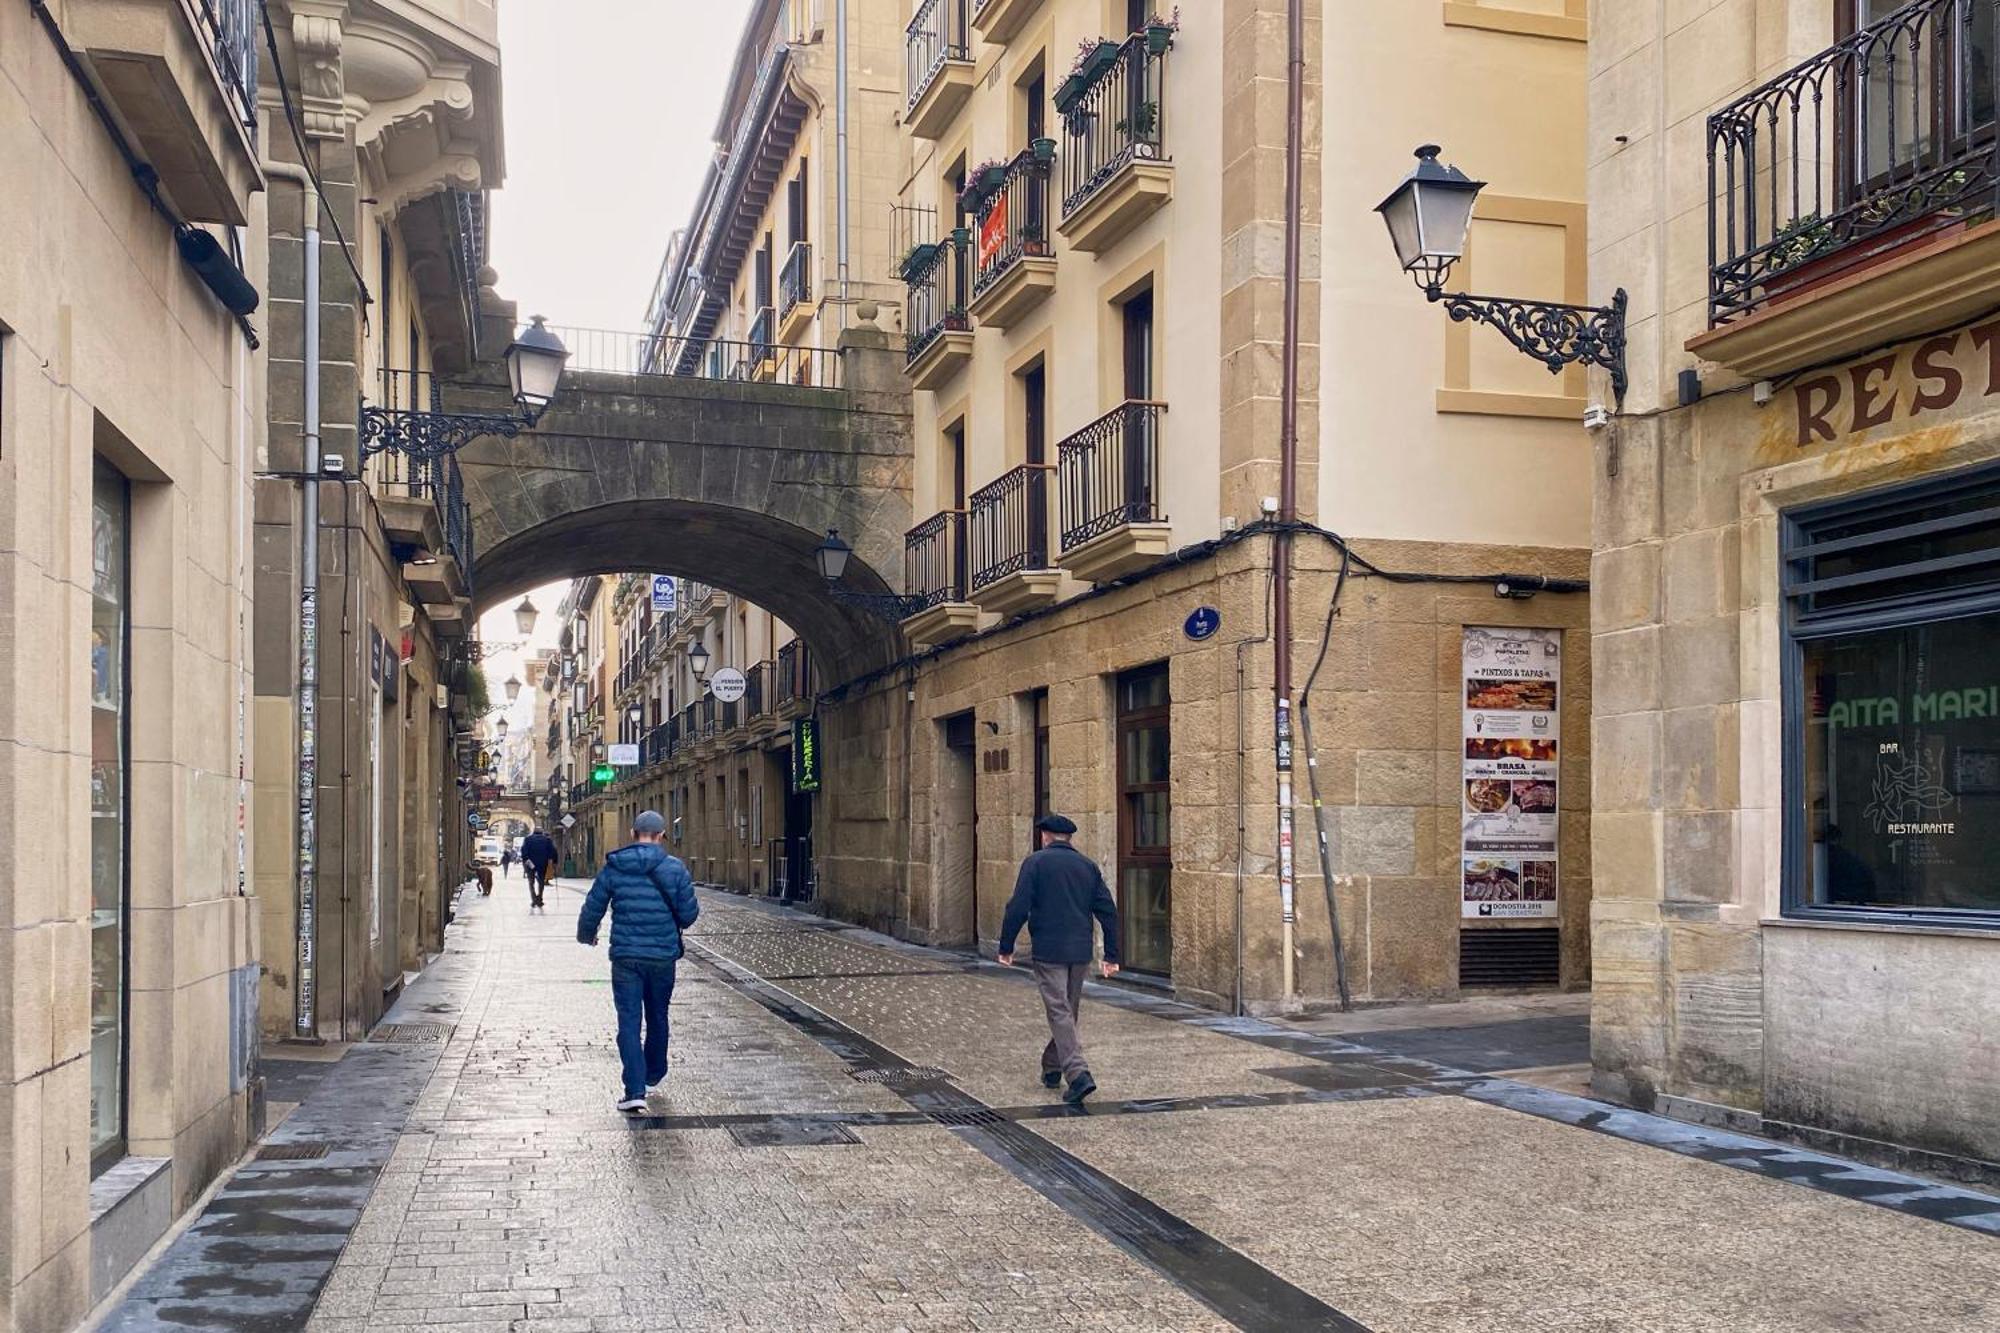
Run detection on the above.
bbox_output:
[1274,0,1306,1007]
[294,171,323,1037]
[835,0,851,327]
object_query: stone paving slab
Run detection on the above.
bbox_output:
[1033,1097,2000,1332]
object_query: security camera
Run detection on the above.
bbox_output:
[321,454,347,477]
[1581,405,1611,431]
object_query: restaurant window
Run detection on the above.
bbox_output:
[90,457,131,1173]
[1785,462,2000,924]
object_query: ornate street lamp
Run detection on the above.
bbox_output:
[687,639,711,681]
[495,718,509,743]
[813,528,926,620]
[627,704,643,730]
[360,317,571,460]
[1377,146,1627,408]
[514,595,540,637]
[503,674,523,703]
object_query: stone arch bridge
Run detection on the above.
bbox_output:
[440,325,914,681]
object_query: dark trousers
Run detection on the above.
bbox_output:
[526,865,547,907]
[1033,960,1090,1082]
[611,958,677,1099]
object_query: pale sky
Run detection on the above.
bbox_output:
[488,1,756,333]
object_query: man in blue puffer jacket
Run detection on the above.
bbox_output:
[577,810,700,1112]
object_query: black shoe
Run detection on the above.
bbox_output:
[1063,1072,1096,1106]
[1041,1069,1063,1089]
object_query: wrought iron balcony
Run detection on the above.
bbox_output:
[904,234,971,368]
[904,510,970,610]
[906,0,972,118]
[1707,0,2000,325]
[1059,400,1166,551]
[970,148,1055,314]
[191,0,259,133]
[1059,33,1171,220]
[780,242,812,321]
[970,463,1054,589]
[541,325,841,388]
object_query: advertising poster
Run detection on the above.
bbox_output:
[1461,627,1561,919]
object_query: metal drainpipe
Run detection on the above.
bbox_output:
[835,0,851,327]
[1272,0,1307,1005]
[265,158,322,1038]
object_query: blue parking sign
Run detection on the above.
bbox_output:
[651,575,677,614]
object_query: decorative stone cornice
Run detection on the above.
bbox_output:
[291,8,347,140]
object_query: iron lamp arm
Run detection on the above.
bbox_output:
[360,404,532,460]
[1425,284,1628,409]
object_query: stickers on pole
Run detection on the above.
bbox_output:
[1460,627,1561,919]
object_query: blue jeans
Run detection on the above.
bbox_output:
[610,958,677,1100]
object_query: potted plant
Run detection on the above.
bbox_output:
[1031,136,1057,164]
[1022,221,1049,258]
[1116,101,1159,139]
[951,225,972,249]
[944,304,970,332]
[1144,7,1180,54]
[959,160,1010,215]
[1055,72,1086,114]
[899,241,939,283]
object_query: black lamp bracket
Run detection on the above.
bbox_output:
[1427,285,1628,410]
[360,404,534,461]
[826,584,930,622]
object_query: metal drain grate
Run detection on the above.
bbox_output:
[726,1120,861,1148]
[369,1023,454,1043]
[256,1141,330,1161]
[929,1108,1004,1128]
[850,1066,951,1089]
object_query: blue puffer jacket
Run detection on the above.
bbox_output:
[577,843,700,962]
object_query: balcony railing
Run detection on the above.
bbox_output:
[746,660,772,718]
[906,0,971,112]
[969,463,1054,588]
[905,510,968,609]
[1058,400,1166,550]
[363,415,473,590]
[905,235,970,364]
[972,150,1053,298]
[1060,34,1171,217]
[746,306,776,372]
[1708,0,2000,324]
[191,0,259,133]
[777,641,812,706]
[537,326,841,388]
[891,203,941,278]
[781,242,812,319]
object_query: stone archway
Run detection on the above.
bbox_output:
[446,328,914,681]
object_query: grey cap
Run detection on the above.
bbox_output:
[633,810,668,835]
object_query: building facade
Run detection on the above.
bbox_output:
[1,0,265,1323]
[1590,0,2000,1172]
[250,0,507,1046]
[783,0,1597,1010]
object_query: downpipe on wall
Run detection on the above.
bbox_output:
[264,157,322,1040]
[1272,0,1307,1009]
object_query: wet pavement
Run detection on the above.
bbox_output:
[102,882,2000,1332]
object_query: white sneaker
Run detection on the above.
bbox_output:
[616,1097,647,1113]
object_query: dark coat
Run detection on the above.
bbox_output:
[577,843,700,963]
[520,831,558,873]
[998,842,1120,965]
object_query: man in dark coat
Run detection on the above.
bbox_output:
[520,827,558,910]
[997,814,1120,1105]
[577,811,700,1112]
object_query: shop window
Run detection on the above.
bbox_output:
[90,458,131,1174]
[1785,463,2000,923]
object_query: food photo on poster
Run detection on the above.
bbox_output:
[1461,627,1562,919]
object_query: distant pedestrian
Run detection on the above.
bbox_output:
[520,827,558,910]
[577,810,700,1113]
[997,813,1120,1106]
[501,845,516,878]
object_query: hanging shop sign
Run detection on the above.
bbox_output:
[1183,606,1221,641]
[608,743,640,767]
[792,715,822,793]
[709,666,747,703]
[652,575,677,614]
[1460,626,1561,920]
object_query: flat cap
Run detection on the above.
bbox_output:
[1034,813,1077,835]
[633,810,668,835]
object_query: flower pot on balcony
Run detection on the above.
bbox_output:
[1055,74,1085,114]
[1767,213,1969,308]
[1031,136,1057,164]
[951,226,972,248]
[979,164,1008,193]
[899,242,939,283]
[1145,23,1176,54]
[1083,40,1120,81]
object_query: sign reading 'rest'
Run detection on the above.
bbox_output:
[1795,320,2000,446]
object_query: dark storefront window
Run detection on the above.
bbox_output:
[90,458,130,1172]
[1786,464,2000,924]
[1117,663,1171,973]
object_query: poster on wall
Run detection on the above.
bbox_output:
[1461,626,1561,919]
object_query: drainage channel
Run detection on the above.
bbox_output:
[686,938,1371,1333]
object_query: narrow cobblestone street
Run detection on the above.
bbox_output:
[105,881,2000,1333]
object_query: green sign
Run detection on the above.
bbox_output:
[592,764,615,784]
[791,716,821,793]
